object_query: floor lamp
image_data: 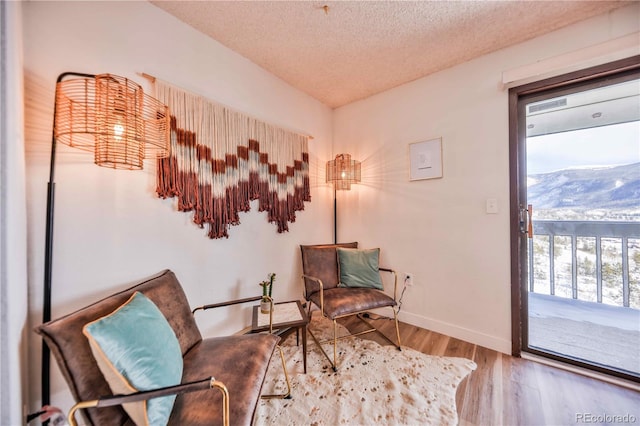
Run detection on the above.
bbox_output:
[326,153,361,243]
[41,72,170,406]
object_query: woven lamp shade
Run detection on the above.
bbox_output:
[54,74,170,170]
[326,153,361,190]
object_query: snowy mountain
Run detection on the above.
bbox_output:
[527,162,640,209]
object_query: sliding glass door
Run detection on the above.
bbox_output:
[510,58,640,381]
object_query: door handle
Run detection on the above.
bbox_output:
[519,204,533,238]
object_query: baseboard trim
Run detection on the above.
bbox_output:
[521,352,640,391]
[397,310,512,354]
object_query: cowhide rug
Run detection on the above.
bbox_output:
[254,315,477,425]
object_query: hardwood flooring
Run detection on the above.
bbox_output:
[335,315,640,426]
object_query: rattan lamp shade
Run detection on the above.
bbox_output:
[326,153,361,190]
[54,74,170,170]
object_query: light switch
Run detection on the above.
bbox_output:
[486,198,498,214]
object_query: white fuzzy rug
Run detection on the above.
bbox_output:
[254,316,477,426]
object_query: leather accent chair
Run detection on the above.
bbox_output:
[35,269,282,426]
[300,243,402,371]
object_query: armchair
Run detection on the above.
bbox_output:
[300,243,402,371]
[35,269,283,426]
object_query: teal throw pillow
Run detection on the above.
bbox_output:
[83,291,183,426]
[337,247,384,290]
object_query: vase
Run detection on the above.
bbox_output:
[260,297,271,314]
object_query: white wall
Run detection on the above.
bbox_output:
[332,4,640,354]
[22,1,333,414]
[1,1,29,424]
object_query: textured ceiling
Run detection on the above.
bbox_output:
[150,1,632,108]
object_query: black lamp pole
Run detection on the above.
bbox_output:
[41,71,95,406]
[333,188,337,244]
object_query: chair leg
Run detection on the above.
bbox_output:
[333,319,338,372]
[307,305,404,371]
[355,308,402,351]
[307,317,339,372]
[261,345,292,399]
[306,309,339,371]
[392,307,402,351]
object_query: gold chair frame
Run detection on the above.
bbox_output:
[68,377,230,426]
[302,267,402,371]
[193,295,292,399]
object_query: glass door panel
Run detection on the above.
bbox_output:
[523,77,640,378]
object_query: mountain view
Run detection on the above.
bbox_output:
[528,162,640,209]
[526,162,639,309]
[528,162,640,221]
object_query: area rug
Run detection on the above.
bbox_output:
[254,316,477,426]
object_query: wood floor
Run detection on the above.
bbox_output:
[336,315,640,426]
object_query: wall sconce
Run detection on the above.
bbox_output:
[41,72,170,406]
[326,153,361,243]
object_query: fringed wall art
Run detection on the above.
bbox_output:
[153,79,311,238]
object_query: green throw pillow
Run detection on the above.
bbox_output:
[83,292,183,426]
[337,247,384,290]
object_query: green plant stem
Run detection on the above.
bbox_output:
[268,273,275,297]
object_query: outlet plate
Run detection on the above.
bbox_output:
[404,273,414,286]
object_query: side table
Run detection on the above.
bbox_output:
[250,300,309,373]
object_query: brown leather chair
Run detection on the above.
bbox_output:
[300,243,402,371]
[35,269,287,426]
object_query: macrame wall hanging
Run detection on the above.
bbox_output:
[153,80,311,239]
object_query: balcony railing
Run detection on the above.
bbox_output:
[528,220,640,308]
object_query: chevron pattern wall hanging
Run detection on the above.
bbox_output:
[154,80,310,239]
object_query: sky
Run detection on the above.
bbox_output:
[526,121,640,175]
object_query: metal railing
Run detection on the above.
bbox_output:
[528,220,639,308]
